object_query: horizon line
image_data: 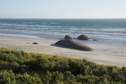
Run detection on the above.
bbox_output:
[0,17,126,20]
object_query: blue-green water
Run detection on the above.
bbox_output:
[0,19,126,45]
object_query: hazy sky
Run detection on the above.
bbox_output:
[0,0,126,18]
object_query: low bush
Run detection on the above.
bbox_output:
[0,48,126,83]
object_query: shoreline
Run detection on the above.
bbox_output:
[0,35,126,67]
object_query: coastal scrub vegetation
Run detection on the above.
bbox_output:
[0,48,126,84]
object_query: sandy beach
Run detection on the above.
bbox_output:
[0,35,126,67]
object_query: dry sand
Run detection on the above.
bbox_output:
[0,35,126,67]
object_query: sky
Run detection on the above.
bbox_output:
[0,0,126,19]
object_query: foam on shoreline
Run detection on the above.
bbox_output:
[0,33,39,39]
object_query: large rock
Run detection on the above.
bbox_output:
[55,40,92,51]
[77,35,90,40]
[64,35,72,39]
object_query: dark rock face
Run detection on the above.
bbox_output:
[77,35,90,40]
[55,40,92,51]
[64,35,72,39]
[32,42,38,44]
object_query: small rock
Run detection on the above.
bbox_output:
[32,42,38,44]
[77,35,90,40]
[64,35,72,39]
[93,39,97,41]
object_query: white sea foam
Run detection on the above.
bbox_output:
[0,19,126,45]
[0,33,39,39]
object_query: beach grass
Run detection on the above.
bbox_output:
[0,47,126,84]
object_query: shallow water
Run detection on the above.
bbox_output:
[0,19,126,46]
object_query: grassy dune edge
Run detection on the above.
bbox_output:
[0,48,126,84]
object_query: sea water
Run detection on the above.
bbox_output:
[0,19,126,46]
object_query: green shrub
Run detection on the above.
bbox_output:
[0,70,16,84]
[0,48,126,83]
[28,58,51,71]
[16,73,42,84]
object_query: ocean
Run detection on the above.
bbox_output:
[0,19,126,46]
